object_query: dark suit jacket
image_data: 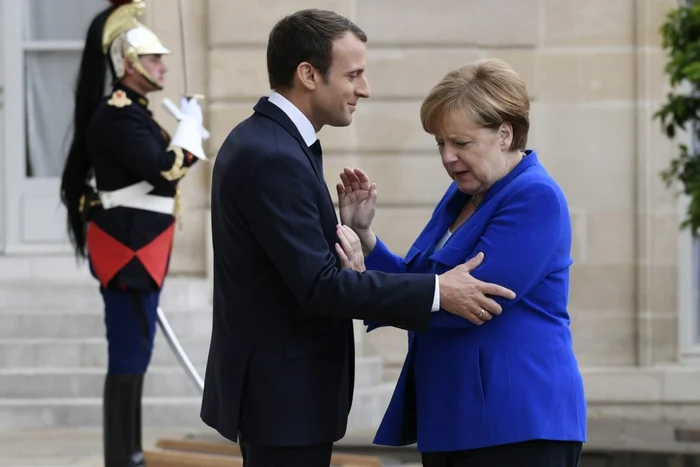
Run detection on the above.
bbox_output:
[200,97,435,447]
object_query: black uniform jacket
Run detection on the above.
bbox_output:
[85,83,197,291]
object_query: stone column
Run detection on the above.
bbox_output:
[632,0,681,366]
[145,0,210,276]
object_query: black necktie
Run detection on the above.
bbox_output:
[309,139,323,174]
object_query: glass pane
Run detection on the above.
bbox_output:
[23,0,110,41]
[24,51,82,178]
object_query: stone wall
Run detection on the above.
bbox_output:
[148,0,683,376]
[145,0,211,276]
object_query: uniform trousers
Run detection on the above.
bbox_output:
[99,285,160,467]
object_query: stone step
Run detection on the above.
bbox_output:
[0,397,204,430]
[0,308,213,339]
[346,383,395,434]
[0,367,203,399]
[0,277,211,310]
[0,338,384,392]
[0,383,396,432]
[0,357,384,398]
[0,335,212,369]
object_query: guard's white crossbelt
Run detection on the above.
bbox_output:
[98,180,175,215]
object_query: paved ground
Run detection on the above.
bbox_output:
[6,420,700,466]
[0,428,186,467]
[0,428,420,467]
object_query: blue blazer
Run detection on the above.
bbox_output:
[365,151,587,452]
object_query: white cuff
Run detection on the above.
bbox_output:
[431,275,440,312]
[170,116,206,160]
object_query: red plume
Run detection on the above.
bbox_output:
[109,0,132,5]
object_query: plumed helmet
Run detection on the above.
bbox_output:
[102,0,170,89]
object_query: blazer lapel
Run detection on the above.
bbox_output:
[253,97,325,186]
[429,185,468,252]
[427,152,541,271]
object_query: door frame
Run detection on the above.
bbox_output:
[0,0,6,254]
[2,0,84,254]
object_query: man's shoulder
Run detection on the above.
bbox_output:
[230,111,299,147]
[220,112,306,163]
[88,102,149,145]
[213,113,311,185]
[91,92,150,126]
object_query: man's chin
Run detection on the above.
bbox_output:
[330,116,353,128]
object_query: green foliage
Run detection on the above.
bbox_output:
[655,2,700,233]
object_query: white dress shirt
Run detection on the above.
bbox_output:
[267,91,441,312]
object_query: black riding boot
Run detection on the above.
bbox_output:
[103,374,145,467]
[132,374,145,466]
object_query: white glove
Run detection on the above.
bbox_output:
[161,97,210,141]
[171,118,206,160]
[171,98,206,161]
[179,96,203,127]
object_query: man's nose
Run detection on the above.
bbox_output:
[356,75,370,98]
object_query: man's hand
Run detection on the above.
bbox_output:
[438,252,516,325]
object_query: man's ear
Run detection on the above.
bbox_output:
[123,58,137,76]
[296,62,318,91]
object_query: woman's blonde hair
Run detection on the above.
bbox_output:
[420,59,530,150]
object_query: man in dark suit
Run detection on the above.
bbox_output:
[201,9,516,467]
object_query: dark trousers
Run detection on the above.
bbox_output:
[101,286,159,374]
[239,440,333,467]
[100,287,159,467]
[421,439,583,467]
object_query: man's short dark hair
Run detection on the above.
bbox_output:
[266,9,367,90]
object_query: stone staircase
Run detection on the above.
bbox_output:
[0,274,395,434]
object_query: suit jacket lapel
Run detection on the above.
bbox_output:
[253,97,325,185]
[253,97,336,221]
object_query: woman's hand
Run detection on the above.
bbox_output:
[335,224,366,273]
[337,168,377,235]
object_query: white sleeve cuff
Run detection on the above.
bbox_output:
[431,275,440,312]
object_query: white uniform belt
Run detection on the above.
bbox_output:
[98,181,175,215]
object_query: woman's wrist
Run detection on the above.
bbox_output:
[355,229,377,256]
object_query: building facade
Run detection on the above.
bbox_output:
[2,0,699,441]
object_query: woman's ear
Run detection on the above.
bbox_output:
[499,122,514,150]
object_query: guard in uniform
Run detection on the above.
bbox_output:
[59,1,206,466]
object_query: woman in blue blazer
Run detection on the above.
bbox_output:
[335,59,586,467]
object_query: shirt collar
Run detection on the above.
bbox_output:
[268,91,317,146]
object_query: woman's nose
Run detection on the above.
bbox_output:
[442,148,458,164]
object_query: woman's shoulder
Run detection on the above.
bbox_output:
[507,157,567,205]
[491,162,570,228]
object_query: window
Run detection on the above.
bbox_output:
[679,122,700,360]
[22,0,107,177]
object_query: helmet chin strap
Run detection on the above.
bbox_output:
[118,59,161,96]
[132,61,163,91]
[122,47,162,91]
